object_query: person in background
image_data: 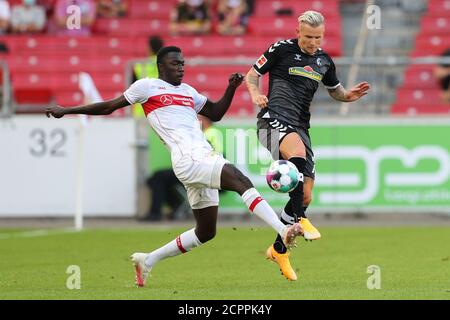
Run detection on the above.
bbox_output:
[245,0,254,16]
[144,169,185,221]
[217,0,248,35]
[53,0,96,36]
[133,36,164,82]
[170,0,211,35]
[0,42,9,55]
[97,0,128,18]
[198,114,223,155]
[132,35,164,117]
[434,48,450,104]
[11,0,47,34]
[0,0,11,34]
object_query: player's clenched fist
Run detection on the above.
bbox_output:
[252,94,269,108]
[45,106,66,118]
[228,73,244,88]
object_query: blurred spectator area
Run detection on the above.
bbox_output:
[1,0,342,116]
[392,0,450,115]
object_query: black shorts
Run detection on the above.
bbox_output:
[257,118,315,179]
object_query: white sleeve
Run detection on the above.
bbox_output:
[186,85,208,113]
[123,78,151,104]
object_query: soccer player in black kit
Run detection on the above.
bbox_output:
[245,11,370,281]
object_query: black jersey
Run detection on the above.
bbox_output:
[253,38,340,129]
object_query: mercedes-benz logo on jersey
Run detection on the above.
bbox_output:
[160,95,173,105]
[316,58,322,66]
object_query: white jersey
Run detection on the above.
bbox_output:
[124,78,212,164]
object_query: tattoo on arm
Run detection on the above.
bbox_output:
[247,74,259,87]
[328,85,348,102]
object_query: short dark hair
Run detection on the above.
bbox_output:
[156,46,182,65]
[148,36,164,55]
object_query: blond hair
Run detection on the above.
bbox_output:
[298,11,325,27]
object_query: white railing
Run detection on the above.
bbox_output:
[0,60,11,118]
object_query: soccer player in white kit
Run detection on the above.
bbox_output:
[45,46,303,287]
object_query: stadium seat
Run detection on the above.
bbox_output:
[411,35,450,56]
[391,103,450,115]
[247,16,341,38]
[183,73,238,91]
[420,16,450,35]
[55,89,125,107]
[168,35,341,57]
[200,87,255,116]
[129,0,175,18]
[401,65,441,89]
[93,18,170,37]
[254,0,339,17]
[393,88,450,114]
[14,88,52,105]
[427,0,450,15]
[394,0,450,114]
[396,88,442,105]
[3,35,142,55]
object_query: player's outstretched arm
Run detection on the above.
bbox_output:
[245,68,268,108]
[327,82,370,102]
[198,73,243,121]
[45,95,130,118]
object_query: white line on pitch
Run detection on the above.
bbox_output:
[0,228,80,240]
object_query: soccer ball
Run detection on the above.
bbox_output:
[266,160,301,193]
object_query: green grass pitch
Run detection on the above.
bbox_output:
[0,226,449,300]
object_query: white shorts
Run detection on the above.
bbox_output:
[173,151,230,210]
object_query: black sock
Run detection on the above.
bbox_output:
[273,199,294,254]
[289,157,306,219]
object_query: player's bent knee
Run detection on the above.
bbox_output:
[220,164,254,194]
[196,229,216,243]
[240,175,253,190]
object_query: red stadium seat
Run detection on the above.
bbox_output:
[129,0,175,18]
[396,88,441,104]
[394,0,450,114]
[2,35,140,55]
[427,0,450,15]
[54,91,84,106]
[391,103,450,115]
[14,88,52,105]
[90,72,126,92]
[93,18,169,37]
[168,35,341,57]
[248,16,341,37]
[420,16,450,35]
[12,72,125,91]
[401,65,441,89]
[199,87,255,116]
[254,0,339,17]
[411,35,450,56]
[8,53,133,74]
[183,73,237,91]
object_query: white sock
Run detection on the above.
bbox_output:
[144,228,202,268]
[241,188,287,237]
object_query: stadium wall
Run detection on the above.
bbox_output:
[0,115,136,217]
